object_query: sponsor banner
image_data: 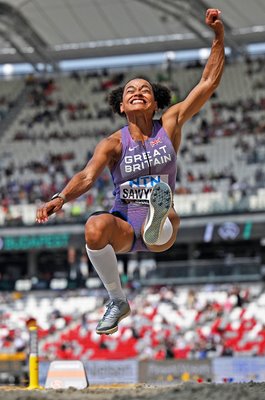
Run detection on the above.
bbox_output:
[85,360,138,384]
[0,233,70,251]
[213,357,265,383]
[38,358,265,385]
[139,360,212,383]
[40,360,138,385]
[120,174,168,202]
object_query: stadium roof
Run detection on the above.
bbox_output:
[0,0,264,69]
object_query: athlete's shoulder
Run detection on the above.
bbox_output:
[110,129,122,140]
[107,129,122,147]
[100,129,122,161]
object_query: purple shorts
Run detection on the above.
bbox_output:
[110,199,149,252]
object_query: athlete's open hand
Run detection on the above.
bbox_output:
[36,198,64,223]
[205,9,224,38]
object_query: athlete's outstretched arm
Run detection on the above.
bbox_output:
[162,9,225,132]
[36,134,120,222]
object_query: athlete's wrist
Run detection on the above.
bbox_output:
[50,192,66,204]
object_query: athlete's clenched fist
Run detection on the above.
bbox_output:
[205,9,224,37]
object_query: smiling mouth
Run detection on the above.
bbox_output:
[130,99,146,104]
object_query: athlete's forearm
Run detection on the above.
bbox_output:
[60,170,92,203]
[201,31,225,89]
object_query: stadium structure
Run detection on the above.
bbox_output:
[0,0,265,389]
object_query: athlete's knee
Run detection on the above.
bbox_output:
[85,215,113,248]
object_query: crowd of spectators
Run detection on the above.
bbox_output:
[1,283,265,361]
[0,95,16,122]
[0,56,264,225]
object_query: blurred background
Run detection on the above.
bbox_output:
[0,0,265,386]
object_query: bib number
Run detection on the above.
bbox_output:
[120,175,168,203]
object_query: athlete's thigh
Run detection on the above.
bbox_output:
[110,215,135,253]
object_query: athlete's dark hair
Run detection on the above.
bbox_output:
[108,78,171,116]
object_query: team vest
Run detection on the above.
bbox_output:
[110,120,177,204]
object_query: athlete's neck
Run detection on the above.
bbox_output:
[127,116,153,142]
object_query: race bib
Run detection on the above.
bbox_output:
[120,175,168,202]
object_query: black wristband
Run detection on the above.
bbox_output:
[50,192,66,203]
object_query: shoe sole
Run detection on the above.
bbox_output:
[96,310,131,335]
[143,182,172,245]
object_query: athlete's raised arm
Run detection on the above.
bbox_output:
[162,9,225,139]
[36,133,121,223]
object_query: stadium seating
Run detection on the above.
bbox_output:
[0,57,264,225]
[2,284,265,360]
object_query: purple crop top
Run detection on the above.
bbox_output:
[110,120,177,204]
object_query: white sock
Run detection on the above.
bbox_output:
[155,218,173,245]
[85,244,126,301]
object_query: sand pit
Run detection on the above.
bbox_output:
[0,382,265,400]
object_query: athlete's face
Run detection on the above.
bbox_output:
[120,79,157,116]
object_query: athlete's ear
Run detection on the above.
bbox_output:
[120,102,124,114]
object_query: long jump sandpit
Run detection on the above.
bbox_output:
[1,382,265,400]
